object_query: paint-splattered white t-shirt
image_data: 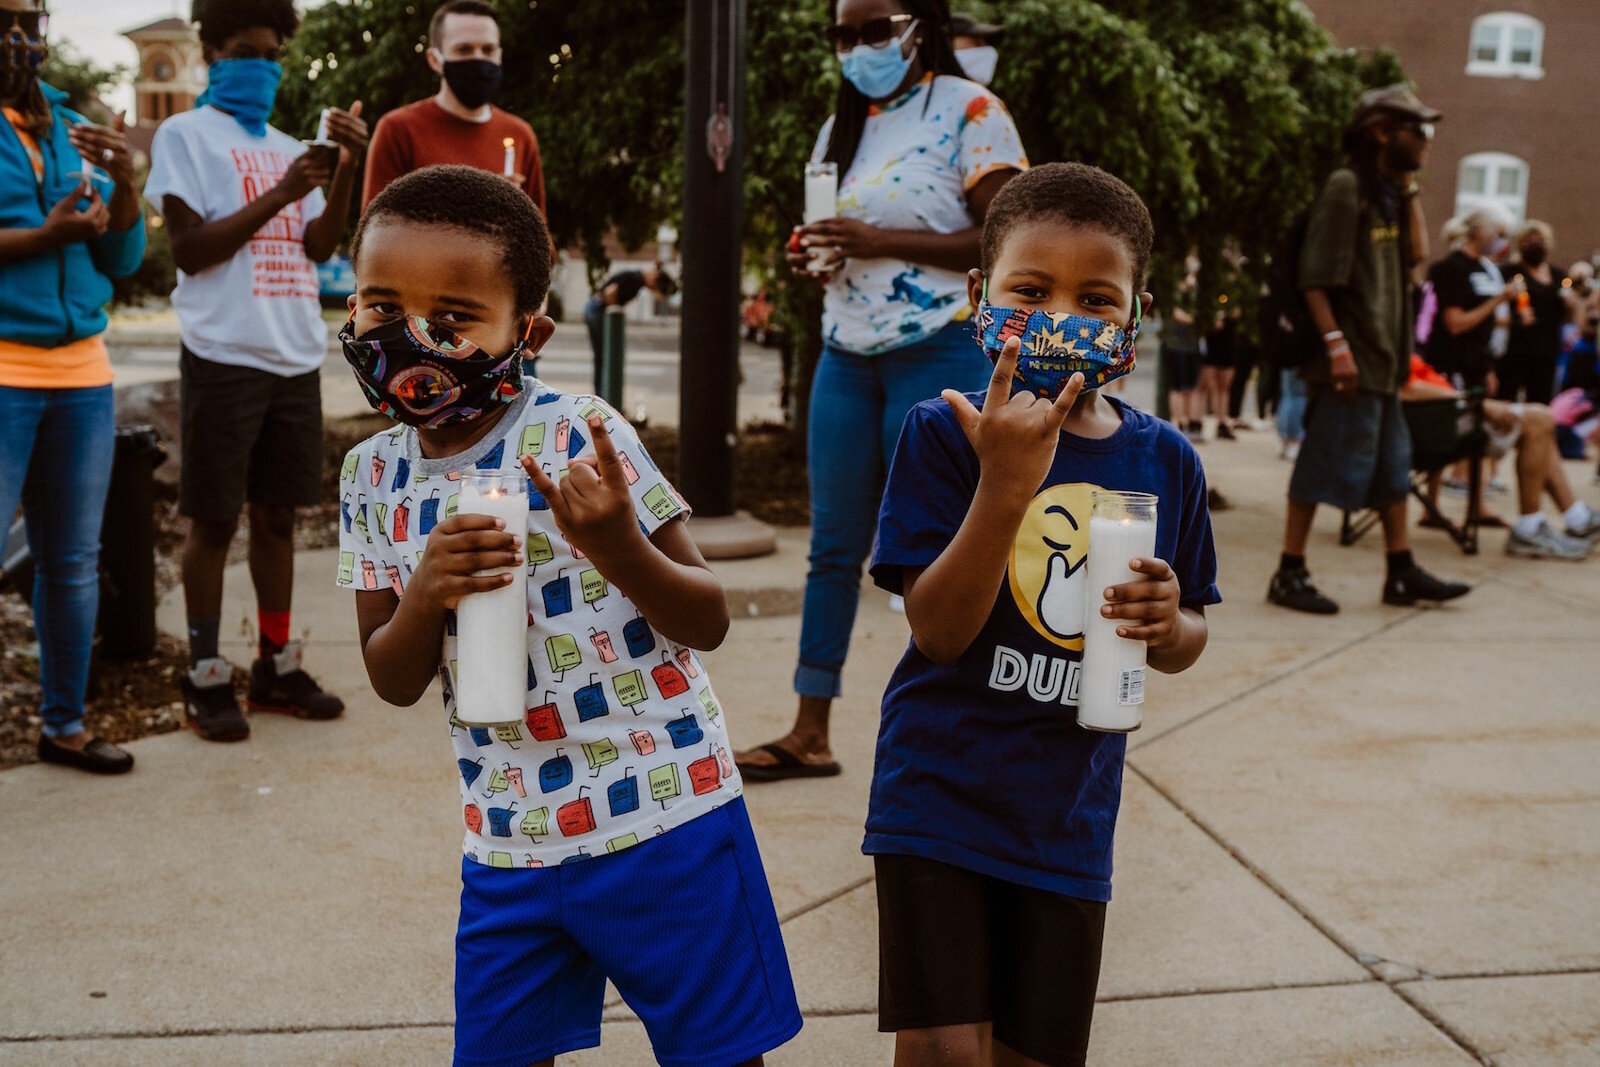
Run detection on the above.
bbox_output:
[811,74,1027,356]
[336,380,741,868]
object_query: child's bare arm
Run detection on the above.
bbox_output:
[904,340,1085,664]
[523,418,730,651]
[354,515,522,706]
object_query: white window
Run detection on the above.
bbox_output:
[1455,152,1529,222]
[1466,12,1544,78]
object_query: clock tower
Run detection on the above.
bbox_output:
[122,17,204,129]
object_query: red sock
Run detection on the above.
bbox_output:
[259,610,291,656]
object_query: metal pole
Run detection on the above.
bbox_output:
[678,0,745,517]
[600,305,626,410]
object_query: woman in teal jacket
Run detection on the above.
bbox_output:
[2,1,146,773]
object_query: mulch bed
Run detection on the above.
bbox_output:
[0,414,808,770]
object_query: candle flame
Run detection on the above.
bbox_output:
[502,137,514,148]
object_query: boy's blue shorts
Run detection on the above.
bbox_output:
[454,797,802,1067]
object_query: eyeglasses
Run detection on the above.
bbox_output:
[824,14,915,53]
[3,10,48,39]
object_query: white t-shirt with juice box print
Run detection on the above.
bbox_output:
[810,74,1028,357]
[144,105,328,376]
[335,379,743,868]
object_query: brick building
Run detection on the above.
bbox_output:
[1303,0,1600,266]
[120,17,205,160]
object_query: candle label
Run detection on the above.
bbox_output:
[1118,667,1146,706]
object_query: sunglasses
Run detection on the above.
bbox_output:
[3,10,47,38]
[824,13,915,53]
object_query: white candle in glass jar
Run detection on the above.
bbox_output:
[1077,492,1158,733]
[453,474,528,725]
[803,161,839,273]
[502,137,517,177]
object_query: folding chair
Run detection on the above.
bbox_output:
[1340,395,1487,555]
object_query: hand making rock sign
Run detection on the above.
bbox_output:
[522,414,639,562]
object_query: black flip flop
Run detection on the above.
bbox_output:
[737,742,841,782]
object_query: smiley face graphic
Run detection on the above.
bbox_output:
[1007,483,1102,651]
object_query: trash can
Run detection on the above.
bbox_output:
[98,426,167,658]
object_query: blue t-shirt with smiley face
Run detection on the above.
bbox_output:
[866,395,1220,900]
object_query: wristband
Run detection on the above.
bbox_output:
[1322,330,1345,342]
[1328,343,1353,359]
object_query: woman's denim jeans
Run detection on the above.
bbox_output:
[0,384,115,737]
[1277,368,1308,443]
[795,319,988,698]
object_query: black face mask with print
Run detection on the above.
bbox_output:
[340,316,527,429]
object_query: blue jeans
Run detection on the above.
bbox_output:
[796,319,988,698]
[0,384,115,737]
[1277,368,1308,443]
[583,296,605,389]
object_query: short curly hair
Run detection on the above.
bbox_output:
[351,165,554,316]
[980,162,1154,289]
[192,0,300,49]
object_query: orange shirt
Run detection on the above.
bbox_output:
[362,98,546,214]
[0,107,114,389]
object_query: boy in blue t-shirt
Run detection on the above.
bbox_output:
[334,165,800,1066]
[866,163,1220,1065]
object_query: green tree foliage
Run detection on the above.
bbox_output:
[42,41,126,120]
[274,0,1400,416]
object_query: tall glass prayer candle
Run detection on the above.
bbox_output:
[502,137,516,177]
[803,161,838,273]
[454,474,529,725]
[1077,491,1158,733]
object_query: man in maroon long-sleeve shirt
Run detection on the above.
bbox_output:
[361,0,546,214]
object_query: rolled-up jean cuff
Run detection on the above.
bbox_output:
[40,713,85,740]
[794,663,842,700]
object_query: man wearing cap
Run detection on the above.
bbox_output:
[1268,85,1472,615]
[951,12,1003,86]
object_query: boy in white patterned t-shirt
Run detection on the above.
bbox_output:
[334,165,799,1067]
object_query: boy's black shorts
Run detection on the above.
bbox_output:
[179,346,324,524]
[875,853,1106,1067]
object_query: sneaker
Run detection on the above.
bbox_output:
[182,658,249,742]
[1216,422,1237,441]
[1487,476,1509,495]
[888,594,906,614]
[249,640,345,720]
[1382,565,1471,606]
[1442,478,1469,496]
[1267,567,1339,614]
[1564,511,1600,542]
[1506,519,1592,561]
[1280,439,1301,462]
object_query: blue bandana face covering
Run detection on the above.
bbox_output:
[976,280,1141,397]
[197,58,284,136]
[840,20,917,99]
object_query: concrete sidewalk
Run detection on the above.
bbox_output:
[3,424,1599,1065]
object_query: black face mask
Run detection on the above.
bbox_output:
[442,59,502,110]
[1,25,47,98]
[1520,244,1548,267]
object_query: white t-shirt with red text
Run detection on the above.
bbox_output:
[145,105,328,376]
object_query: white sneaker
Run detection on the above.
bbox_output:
[1505,519,1591,560]
[888,594,906,614]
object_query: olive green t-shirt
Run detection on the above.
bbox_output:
[1297,168,1411,395]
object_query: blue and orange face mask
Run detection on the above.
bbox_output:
[340,316,530,429]
[976,279,1142,398]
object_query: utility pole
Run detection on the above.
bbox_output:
[678,0,773,557]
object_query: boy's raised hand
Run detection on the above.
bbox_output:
[1102,557,1184,646]
[522,417,639,561]
[943,337,1084,502]
[409,515,523,611]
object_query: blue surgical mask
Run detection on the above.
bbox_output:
[197,58,284,137]
[840,19,918,100]
[976,279,1142,397]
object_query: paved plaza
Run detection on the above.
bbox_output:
[2,381,1598,1065]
